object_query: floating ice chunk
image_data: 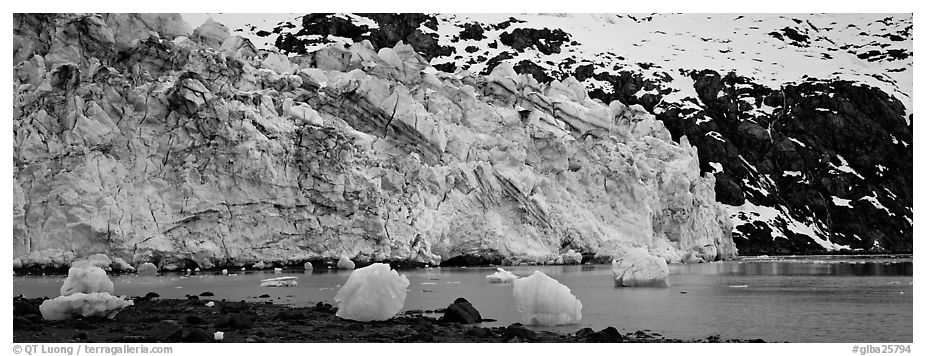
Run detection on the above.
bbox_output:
[205,301,215,307]
[334,263,409,321]
[611,248,670,287]
[214,331,224,341]
[274,267,283,273]
[337,256,356,270]
[729,285,748,288]
[512,271,583,326]
[60,265,114,296]
[136,262,158,277]
[485,268,520,283]
[260,276,298,287]
[39,292,134,321]
[222,269,228,275]
[304,262,313,271]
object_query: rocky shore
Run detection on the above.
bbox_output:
[13,295,765,343]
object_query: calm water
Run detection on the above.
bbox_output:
[14,255,913,342]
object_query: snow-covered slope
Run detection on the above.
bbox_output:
[188,13,912,254]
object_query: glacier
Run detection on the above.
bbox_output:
[12,13,736,270]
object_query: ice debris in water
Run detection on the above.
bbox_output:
[61,264,114,296]
[337,256,356,270]
[512,271,583,326]
[136,262,158,277]
[39,292,134,321]
[334,263,409,321]
[260,276,298,287]
[304,261,313,271]
[611,248,670,287]
[485,268,520,283]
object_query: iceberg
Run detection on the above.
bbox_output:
[485,268,520,283]
[512,271,583,326]
[60,265,114,296]
[611,248,670,287]
[260,276,298,287]
[39,292,134,321]
[136,262,158,277]
[337,256,356,270]
[334,263,409,321]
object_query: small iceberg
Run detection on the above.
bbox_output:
[39,292,134,321]
[486,268,519,283]
[337,256,356,270]
[512,271,582,326]
[334,263,409,321]
[728,285,749,288]
[611,248,670,287]
[260,276,298,287]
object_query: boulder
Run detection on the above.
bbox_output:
[441,298,483,324]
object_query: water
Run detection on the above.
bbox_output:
[14,255,912,342]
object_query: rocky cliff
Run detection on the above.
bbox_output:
[12,13,736,270]
[256,13,912,254]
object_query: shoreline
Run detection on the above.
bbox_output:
[12,253,913,277]
[13,296,766,343]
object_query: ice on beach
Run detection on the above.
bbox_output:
[60,265,114,296]
[214,331,224,341]
[337,256,356,270]
[334,263,409,321]
[39,292,134,321]
[206,301,215,307]
[512,271,583,326]
[486,268,520,283]
[260,276,298,287]
[136,262,158,277]
[611,248,670,287]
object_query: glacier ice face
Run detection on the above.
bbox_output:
[334,263,409,321]
[60,265,115,296]
[512,271,582,326]
[485,268,520,283]
[12,14,736,269]
[611,248,670,287]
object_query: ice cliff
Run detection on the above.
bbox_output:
[13,13,736,270]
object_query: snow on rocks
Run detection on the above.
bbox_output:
[512,271,582,326]
[611,248,670,287]
[334,263,409,321]
[485,268,520,283]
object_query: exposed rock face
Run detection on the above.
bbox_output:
[268,13,912,254]
[13,13,735,269]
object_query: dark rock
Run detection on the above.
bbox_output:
[151,320,183,341]
[257,294,270,298]
[441,297,483,324]
[181,328,210,342]
[199,292,215,297]
[183,315,207,325]
[73,320,97,330]
[273,309,305,321]
[502,323,538,342]
[582,327,624,343]
[465,327,491,338]
[13,316,36,330]
[144,292,160,299]
[215,312,255,329]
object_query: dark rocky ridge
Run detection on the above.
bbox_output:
[275,13,912,254]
